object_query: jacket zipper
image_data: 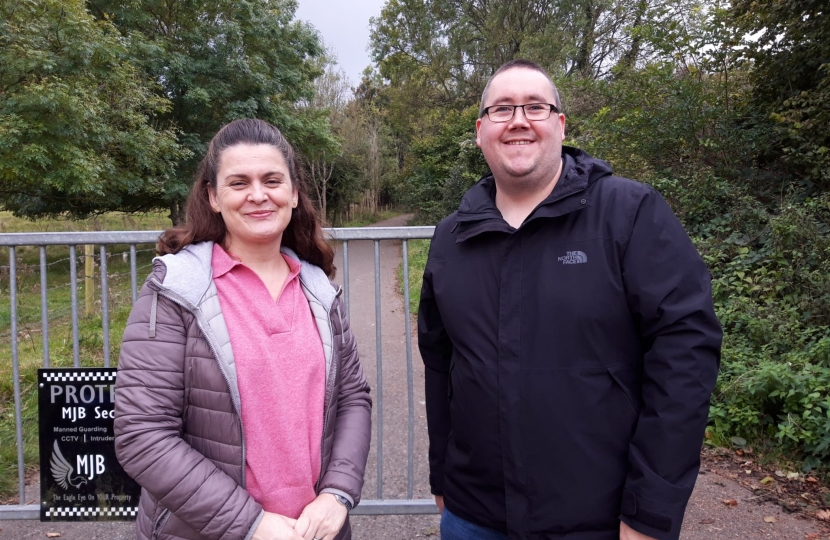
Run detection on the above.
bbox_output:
[151,507,171,540]
[336,304,345,346]
[315,286,342,493]
[148,279,248,488]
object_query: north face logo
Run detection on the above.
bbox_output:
[558,251,587,264]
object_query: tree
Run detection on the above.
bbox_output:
[730,0,830,191]
[0,0,184,218]
[88,0,333,223]
[369,0,669,102]
[563,0,756,181]
[335,81,400,219]
[299,64,351,220]
[402,105,487,224]
[367,0,685,160]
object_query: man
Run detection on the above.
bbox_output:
[417,59,722,540]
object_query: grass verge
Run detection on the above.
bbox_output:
[399,239,430,316]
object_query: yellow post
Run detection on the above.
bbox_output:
[84,244,94,316]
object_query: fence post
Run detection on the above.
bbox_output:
[84,244,94,316]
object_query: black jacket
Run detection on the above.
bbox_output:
[418,147,721,540]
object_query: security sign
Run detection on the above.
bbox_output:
[38,368,140,521]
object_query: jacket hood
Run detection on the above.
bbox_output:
[456,145,613,223]
[154,241,338,312]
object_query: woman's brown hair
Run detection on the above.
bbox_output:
[157,119,335,277]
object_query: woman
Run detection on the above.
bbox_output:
[114,118,371,540]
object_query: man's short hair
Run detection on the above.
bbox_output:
[479,59,562,117]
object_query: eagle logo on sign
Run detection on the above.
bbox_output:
[50,440,88,489]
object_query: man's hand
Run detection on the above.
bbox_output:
[251,512,302,540]
[620,520,657,540]
[294,493,348,540]
[434,495,444,514]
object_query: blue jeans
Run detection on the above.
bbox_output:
[440,508,508,540]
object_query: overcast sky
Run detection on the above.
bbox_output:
[294,0,387,89]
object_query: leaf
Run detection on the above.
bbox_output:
[760,476,774,484]
[775,470,787,477]
[786,472,800,480]
[730,436,747,447]
[722,499,738,507]
[46,534,61,538]
[816,509,830,521]
[699,518,715,524]
[763,516,776,523]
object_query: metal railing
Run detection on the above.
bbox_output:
[0,227,436,519]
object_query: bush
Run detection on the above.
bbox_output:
[563,60,830,467]
[688,186,830,468]
[401,106,488,225]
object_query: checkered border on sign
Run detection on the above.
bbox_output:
[42,372,116,383]
[46,506,138,517]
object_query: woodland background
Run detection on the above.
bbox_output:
[1,0,829,474]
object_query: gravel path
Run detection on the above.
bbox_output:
[0,214,824,539]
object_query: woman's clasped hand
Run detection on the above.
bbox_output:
[251,512,299,540]
[293,494,349,540]
[251,494,349,540]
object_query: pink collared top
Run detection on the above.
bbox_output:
[211,244,325,518]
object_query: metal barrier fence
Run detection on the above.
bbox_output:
[0,227,435,519]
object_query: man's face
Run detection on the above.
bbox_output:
[476,68,566,189]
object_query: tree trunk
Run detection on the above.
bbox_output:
[168,199,185,226]
[575,1,599,76]
[617,0,647,73]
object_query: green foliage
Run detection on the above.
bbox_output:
[0,210,169,234]
[568,64,755,181]
[3,0,829,474]
[368,0,668,149]
[731,0,830,192]
[403,106,488,224]
[399,239,430,315]
[0,368,38,498]
[653,174,830,469]
[88,0,332,222]
[0,0,185,219]
[330,85,401,221]
[0,0,336,222]
[665,173,830,467]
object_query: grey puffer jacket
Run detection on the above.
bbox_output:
[114,242,372,540]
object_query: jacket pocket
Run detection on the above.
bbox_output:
[151,507,171,540]
[606,364,642,416]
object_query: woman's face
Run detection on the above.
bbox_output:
[208,143,297,251]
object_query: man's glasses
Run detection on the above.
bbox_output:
[480,103,559,123]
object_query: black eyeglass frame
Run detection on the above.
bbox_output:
[480,103,560,122]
